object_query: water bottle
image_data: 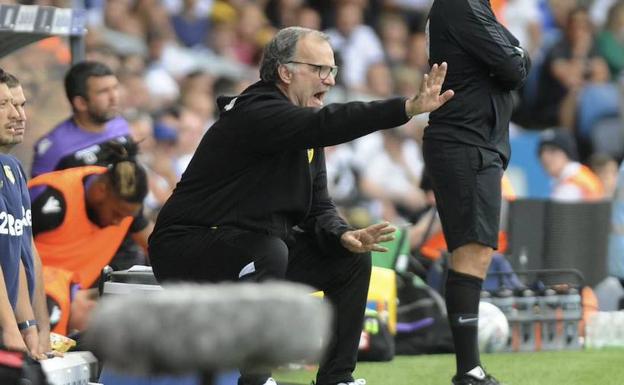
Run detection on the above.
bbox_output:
[515,289,537,352]
[492,288,515,316]
[560,287,582,349]
[539,288,562,350]
[492,288,515,351]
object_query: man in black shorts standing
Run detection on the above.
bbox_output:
[149,26,453,385]
[425,1,531,384]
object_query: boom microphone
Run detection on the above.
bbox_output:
[84,282,332,377]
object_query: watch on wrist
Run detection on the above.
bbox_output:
[18,319,37,331]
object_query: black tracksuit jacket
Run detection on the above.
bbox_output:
[151,81,409,247]
[425,0,532,168]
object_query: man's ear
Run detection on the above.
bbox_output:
[277,64,292,84]
[72,95,88,113]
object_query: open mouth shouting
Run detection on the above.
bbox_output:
[311,91,327,107]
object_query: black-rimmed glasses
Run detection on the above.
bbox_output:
[285,61,339,80]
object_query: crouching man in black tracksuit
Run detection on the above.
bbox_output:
[425,1,532,385]
[148,27,453,385]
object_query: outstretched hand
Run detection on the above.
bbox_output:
[340,222,396,253]
[406,62,454,117]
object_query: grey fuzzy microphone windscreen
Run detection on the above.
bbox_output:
[84,282,332,376]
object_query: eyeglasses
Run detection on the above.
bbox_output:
[285,61,339,80]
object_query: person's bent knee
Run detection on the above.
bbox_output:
[450,242,493,279]
[247,235,289,280]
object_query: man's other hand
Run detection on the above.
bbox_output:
[21,327,46,360]
[340,222,396,253]
[406,62,454,117]
[37,326,52,359]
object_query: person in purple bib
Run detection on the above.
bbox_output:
[31,61,134,178]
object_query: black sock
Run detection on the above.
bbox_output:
[445,269,483,376]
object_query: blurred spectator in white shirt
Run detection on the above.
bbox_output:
[378,12,410,66]
[503,0,543,55]
[325,2,385,91]
[360,128,426,223]
[405,31,430,74]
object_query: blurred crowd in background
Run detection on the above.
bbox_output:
[3,0,624,229]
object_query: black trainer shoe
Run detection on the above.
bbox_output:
[452,367,501,385]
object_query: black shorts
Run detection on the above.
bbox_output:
[423,139,503,252]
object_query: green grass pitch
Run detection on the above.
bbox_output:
[274,349,624,385]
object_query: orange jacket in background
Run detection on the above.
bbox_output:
[502,173,516,201]
[562,165,604,201]
[29,166,133,288]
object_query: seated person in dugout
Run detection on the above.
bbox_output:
[27,150,148,335]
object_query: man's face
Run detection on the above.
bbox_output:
[567,9,592,42]
[0,83,20,149]
[9,86,26,145]
[283,35,336,108]
[336,3,362,36]
[93,192,141,228]
[539,146,568,178]
[83,75,120,124]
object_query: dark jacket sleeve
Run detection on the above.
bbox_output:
[239,97,409,154]
[449,0,530,90]
[300,150,352,255]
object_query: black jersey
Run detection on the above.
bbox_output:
[425,0,531,167]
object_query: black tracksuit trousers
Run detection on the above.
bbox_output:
[150,226,372,385]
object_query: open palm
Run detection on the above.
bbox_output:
[340,222,396,253]
[409,62,454,115]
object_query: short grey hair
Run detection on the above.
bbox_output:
[259,27,330,83]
